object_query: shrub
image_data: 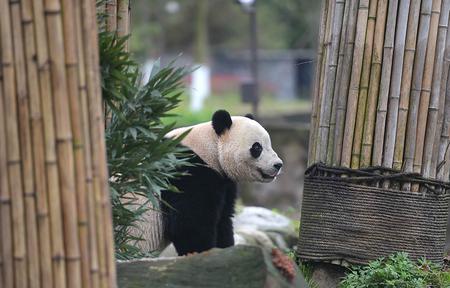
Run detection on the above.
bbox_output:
[340,252,450,288]
[99,31,191,259]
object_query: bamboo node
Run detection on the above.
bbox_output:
[65,62,78,68]
[52,255,65,262]
[44,9,62,15]
[45,160,57,165]
[1,62,13,67]
[21,19,33,25]
[78,221,88,226]
[7,159,21,165]
[24,192,36,198]
[0,198,12,204]
[37,212,49,219]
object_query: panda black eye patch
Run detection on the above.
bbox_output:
[250,142,263,158]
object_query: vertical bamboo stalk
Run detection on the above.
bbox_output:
[44,0,82,286]
[21,0,54,286]
[61,0,92,287]
[327,0,351,164]
[351,0,378,168]
[0,43,15,288]
[414,0,442,182]
[382,0,411,169]
[106,0,117,32]
[10,1,42,286]
[314,0,334,163]
[438,68,450,180]
[308,0,329,166]
[75,1,101,286]
[82,0,117,286]
[0,0,28,287]
[117,0,130,50]
[360,0,389,167]
[32,0,67,286]
[393,0,422,171]
[333,0,359,166]
[437,14,450,180]
[371,0,399,167]
[430,0,450,178]
[341,0,370,168]
[424,0,450,178]
[318,0,346,163]
[403,0,433,190]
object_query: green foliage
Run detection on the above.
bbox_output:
[99,31,192,259]
[340,252,450,288]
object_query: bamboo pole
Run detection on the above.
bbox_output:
[32,0,67,286]
[82,0,117,286]
[75,2,101,286]
[319,0,346,163]
[360,0,389,167]
[372,0,399,167]
[424,0,450,178]
[382,0,411,169]
[327,0,351,165]
[10,1,42,286]
[393,0,423,171]
[341,0,370,168]
[61,0,92,287]
[333,0,359,166]
[351,0,378,168]
[308,0,329,165]
[414,0,442,182]
[437,15,450,180]
[439,67,450,180]
[315,0,334,163]
[106,0,117,32]
[0,0,28,287]
[44,0,82,287]
[403,0,433,190]
[117,0,130,50]
[0,40,15,288]
[21,0,54,286]
[431,4,450,178]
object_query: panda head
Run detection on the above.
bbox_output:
[212,110,283,182]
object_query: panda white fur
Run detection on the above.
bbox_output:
[135,110,283,256]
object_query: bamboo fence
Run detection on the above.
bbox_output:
[309,0,450,185]
[0,0,117,287]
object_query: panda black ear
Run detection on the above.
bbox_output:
[244,113,254,120]
[212,110,232,136]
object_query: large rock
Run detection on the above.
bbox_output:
[117,245,308,288]
[234,207,297,249]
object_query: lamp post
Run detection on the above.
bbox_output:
[236,0,259,117]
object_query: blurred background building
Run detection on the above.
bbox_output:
[130,0,321,218]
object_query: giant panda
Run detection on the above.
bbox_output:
[160,110,283,256]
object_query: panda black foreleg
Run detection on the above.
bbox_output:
[170,218,218,256]
[216,216,234,248]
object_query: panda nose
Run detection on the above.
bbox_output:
[273,162,283,171]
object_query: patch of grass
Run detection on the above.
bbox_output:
[163,92,311,127]
[340,252,450,288]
